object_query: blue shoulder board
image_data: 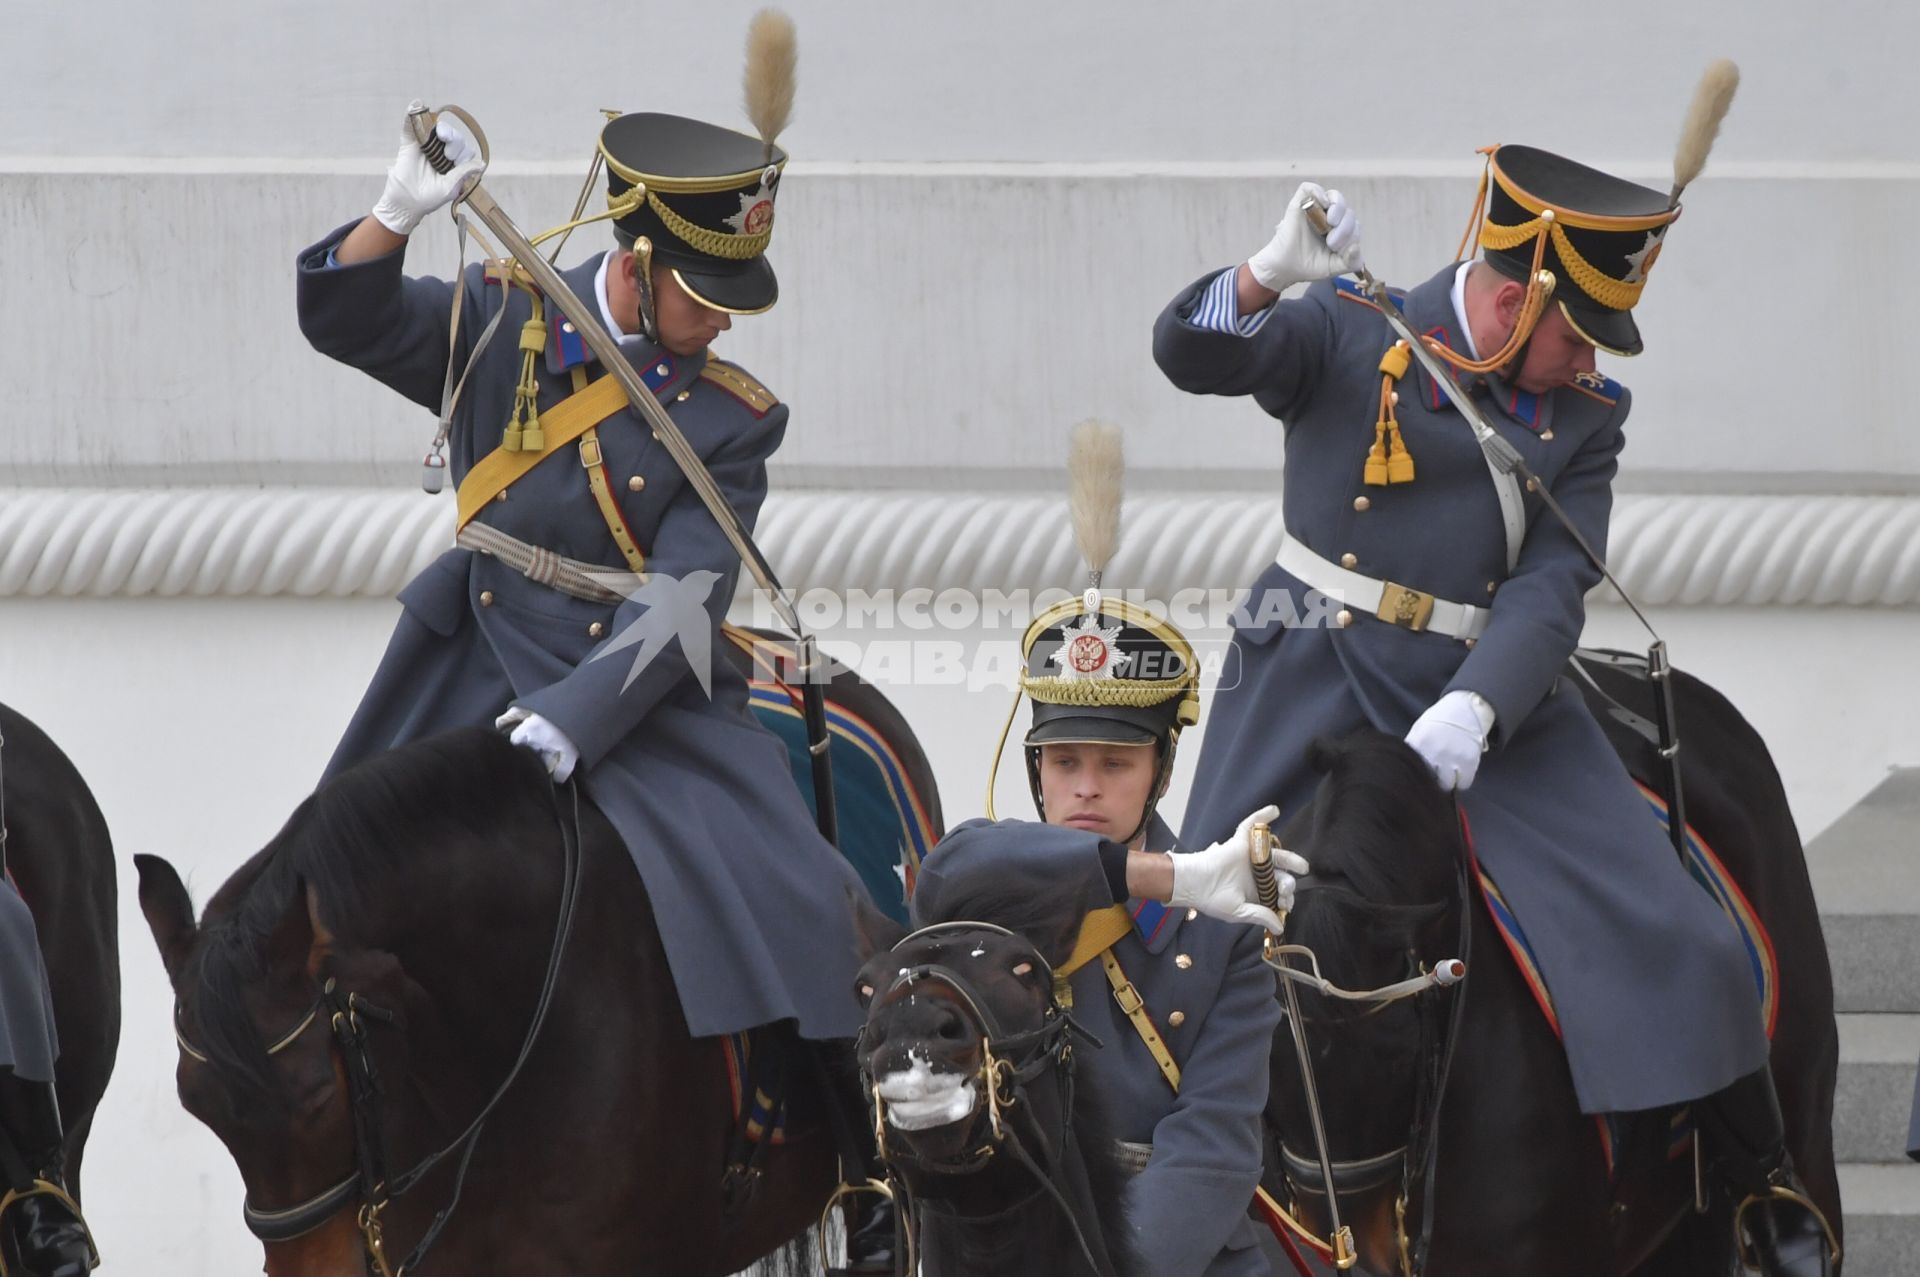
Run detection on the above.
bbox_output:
[1566,369,1624,406]
[1333,275,1406,314]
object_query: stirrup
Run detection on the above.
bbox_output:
[0,1179,102,1274]
[819,1178,905,1277]
[1732,1183,1840,1273]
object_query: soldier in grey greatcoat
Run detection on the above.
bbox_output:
[1152,145,1832,1274]
[296,95,879,1087]
[910,458,1302,1275]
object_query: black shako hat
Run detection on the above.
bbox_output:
[600,112,787,315]
[1021,597,1200,750]
[1479,144,1680,357]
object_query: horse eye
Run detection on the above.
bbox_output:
[856,982,875,1004]
[1011,961,1034,978]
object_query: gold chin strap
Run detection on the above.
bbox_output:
[982,685,1024,820]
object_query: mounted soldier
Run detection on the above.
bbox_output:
[1151,63,1835,1275]
[906,423,1304,1275]
[294,14,897,1267]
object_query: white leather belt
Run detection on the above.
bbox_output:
[1275,536,1489,643]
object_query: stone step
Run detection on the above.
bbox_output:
[1838,1161,1920,1277]
[1835,1014,1920,1165]
[1825,915,1920,1015]
[1808,769,1920,1015]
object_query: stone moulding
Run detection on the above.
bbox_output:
[3,488,1918,608]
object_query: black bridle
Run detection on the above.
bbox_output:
[1276,803,1474,1277]
[174,779,587,1276]
[861,920,1115,1277]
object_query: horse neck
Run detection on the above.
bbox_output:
[905,1092,1124,1277]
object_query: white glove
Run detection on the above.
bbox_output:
[495,708,580,784]
[371,111,484,236]
[1405,690,1496,791]
[1168,805,1312,934]
[1247,181,1364,293]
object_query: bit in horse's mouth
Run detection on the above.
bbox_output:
[875,1057,977,1131]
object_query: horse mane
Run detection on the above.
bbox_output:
[911,862,1088,971]
[184,728,551,1107]
[1285,731,1461,1004]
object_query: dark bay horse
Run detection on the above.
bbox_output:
[0,703,120,1200]
[852,886,1136,1277]
[137,729,844,1276]
[1266,656,1839,1275]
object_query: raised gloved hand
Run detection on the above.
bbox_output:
[371,110,484,236]
[1247,181,1364,293]
[1405,690,1496,791]
[1168,804,1312,933]
[495,708,580,783]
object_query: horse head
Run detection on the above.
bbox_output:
[134,729,562,1277]
[1269,731,1467,1275]
[850,877,1130,1277]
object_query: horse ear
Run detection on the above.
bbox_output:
[134,854,197,983]
[848,888,906,961]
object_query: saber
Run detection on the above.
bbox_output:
[410,104,840,844]
[1252,819,1357,1269]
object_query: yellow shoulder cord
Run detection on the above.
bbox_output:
[1365,341,1416,487]
[573,365,649,573]
[1425,144,1557,379]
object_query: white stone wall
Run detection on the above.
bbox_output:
[3,0,1916,1268]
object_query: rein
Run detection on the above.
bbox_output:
[175,778,588,1276]
[1268,803,1474,1277]
[864,921,1116,1277]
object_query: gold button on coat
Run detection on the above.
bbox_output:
[1487,581,1499,595]
[676,390,691,402]
[1353,495,1371,512]
[588,621,606,638]
[479,590,494,606]
[1174,954,1193,970]
[1168,1011,1187,1028]
[1340,552,1358,569]
[628,475,646,493]
[1185,908,1199,922]
[1336,609,1353,628]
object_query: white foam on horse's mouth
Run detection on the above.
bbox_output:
[876,1058,976,1131]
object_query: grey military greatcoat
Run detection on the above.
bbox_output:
[1153,263,1768,1115]
[297,226,867,1040]
[0,889,57,1083]
[913,817,1277,1277]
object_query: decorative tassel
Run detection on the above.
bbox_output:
[1366,343,1415,486]
[1364,422,1390,486]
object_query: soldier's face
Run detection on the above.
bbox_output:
[1510,305,1599,394]
[1039,742,1158,845]
[651,265,733,357]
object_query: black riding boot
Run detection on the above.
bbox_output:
[1699,1066,1835,1277]
[0,1076,94,1277]
[810,1040,899,1275]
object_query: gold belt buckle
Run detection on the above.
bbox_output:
[1375,580,1435,632]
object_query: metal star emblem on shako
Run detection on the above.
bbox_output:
[1621,229,1667,284]
[724,167,779,238]
[1050,614,1132,682]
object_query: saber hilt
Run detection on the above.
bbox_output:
[1249,819,1283,919]
[409,102,453,174]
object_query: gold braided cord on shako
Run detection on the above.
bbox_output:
[1019,595,1201,726]
[1466,151,1681,316]
[1481,212,1648,313]
[644,189,773,261]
